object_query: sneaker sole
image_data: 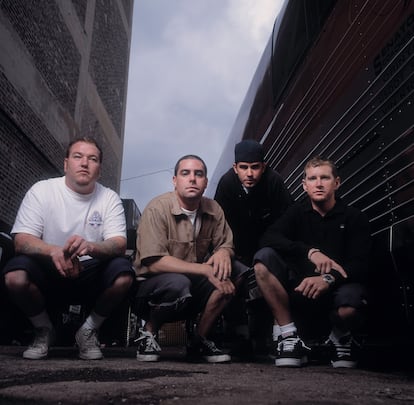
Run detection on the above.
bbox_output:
[23,351,48,360]
[275,357,303,367]
[79,351,103,360]
[136,354,160,362]
[203,354,231,363]
[331,359,356,368]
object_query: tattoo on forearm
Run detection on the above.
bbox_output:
[99,239,123,257]
[21,242,42,255]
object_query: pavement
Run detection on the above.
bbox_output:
[1,344,413,405]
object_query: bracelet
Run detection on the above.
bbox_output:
[308,248,320,260]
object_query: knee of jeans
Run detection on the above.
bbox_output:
[4,270,30,292]
[161,277,191,300]
[113,272,134,289]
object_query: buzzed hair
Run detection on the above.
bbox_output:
[66,137,103,163]
[174,155,207,176]
[303,156,338,178]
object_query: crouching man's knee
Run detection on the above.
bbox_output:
[253,261,270,281]
[4,270,30,293]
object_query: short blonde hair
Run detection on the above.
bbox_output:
[303,156,338,178]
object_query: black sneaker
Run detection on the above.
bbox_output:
[135,328,161,362]
[187,337,231,363]
[275,334,310,367]
[326,333,359,368]
[268,339,278,360]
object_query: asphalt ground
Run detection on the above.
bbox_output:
[1,345,413,405]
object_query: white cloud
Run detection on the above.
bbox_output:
[121,0,284,211]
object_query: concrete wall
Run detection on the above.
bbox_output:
[0,0,134,231]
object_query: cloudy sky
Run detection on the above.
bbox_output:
[120,0,284,211]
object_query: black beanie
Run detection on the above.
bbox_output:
[234,140,264,163]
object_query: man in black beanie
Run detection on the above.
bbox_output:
[214,139,293,357]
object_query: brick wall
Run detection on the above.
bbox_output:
[89,0,129,138]
[0,0,134,231]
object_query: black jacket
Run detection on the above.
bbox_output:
[259,198,372,283]
[214,167,293,265]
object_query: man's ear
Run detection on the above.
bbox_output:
[232,163,238,173]
[302,178,307,193]
[335,176,341,190]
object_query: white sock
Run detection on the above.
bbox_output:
[83,311,106,330]
[29,311,53,330]
[280,322,297,338]
[272,324,281,341]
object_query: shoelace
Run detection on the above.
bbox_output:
[30,328,50,348]
[81,329,99,348]
[202,338,220,353]
[278,337,310,352]
[335,344,351,357]
[326,336,359,358]
[135,330,161,352]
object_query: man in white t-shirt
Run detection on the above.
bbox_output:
[2,137,135,360]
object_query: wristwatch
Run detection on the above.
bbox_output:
[322,273,335,286]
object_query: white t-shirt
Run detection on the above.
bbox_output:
[12,176,126,247]
[181,207,201,238]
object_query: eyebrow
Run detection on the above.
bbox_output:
[71,151,100,159]
[179,169,205,175]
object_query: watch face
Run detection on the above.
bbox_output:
[323,274,335,284]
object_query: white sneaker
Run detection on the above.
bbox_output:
[23,327,55,360]
[75,327,103,360]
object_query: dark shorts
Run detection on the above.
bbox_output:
[2,255,135,305]
[253,247,368,310]
[253,247,290,286]
[135,259,249,319]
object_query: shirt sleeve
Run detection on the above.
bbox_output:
[214,171,235,221]
[11,182,45,238]
[102,190,127,240]
[210,203,234,254]
[136,204,170,263]
[269,172,294,219]
[259,204,310,257]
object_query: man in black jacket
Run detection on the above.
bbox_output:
[215,140,293,266]
[258,157,371,368]
[215,140,293,354]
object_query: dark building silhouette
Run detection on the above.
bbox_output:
[0,0,134,232]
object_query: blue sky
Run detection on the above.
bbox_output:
[120,0,284,211]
